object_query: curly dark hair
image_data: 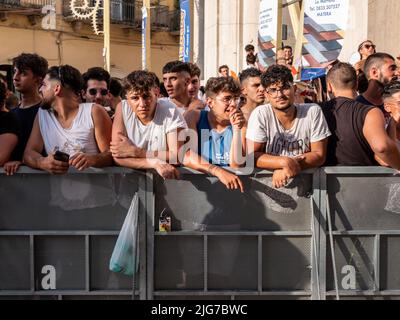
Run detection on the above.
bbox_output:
[187,62,201,78]
[47,65,84,96]
[239,67,262,84]
[162,61,191,75]
[261,65,293,88]
[12,53,48,78]
[205,77,241,98]
[123,70,158,94]
[148,72,160,88]
[82,67,111,90]
[0,81,6,107]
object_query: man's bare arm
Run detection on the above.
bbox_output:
[0,133,18,166]
[364,108,400,170]
[23,115,69,174]
[90,104,113,167]
[298,139,328,170]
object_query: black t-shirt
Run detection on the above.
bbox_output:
[0,111,20,136]
[11,103,40,161]
[321,97,378,166]
[356,94,383,108]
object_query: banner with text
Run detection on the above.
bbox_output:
[258,0,280,67]
[301,0,349,68]
[179,0,191,62]
[141,6,148,70]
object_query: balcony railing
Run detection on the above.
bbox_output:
[62,0,180,33]
[0,0,53,9]
[168,8,179,34]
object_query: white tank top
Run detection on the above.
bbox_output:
[38,103,100,157]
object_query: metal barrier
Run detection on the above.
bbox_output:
[1,166,400,300]
[322,167,400,300]
[0,167,147,300]
[149,169,319,300]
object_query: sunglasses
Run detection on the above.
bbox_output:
[363,44,376,50]
[88,88,108,96]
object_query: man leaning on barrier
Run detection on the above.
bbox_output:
[246,65,331,189]
[184,76,245,192]
[4,53,48,175]
[23,65,113,174]
[110,70,187,180]
[82,67,111,109]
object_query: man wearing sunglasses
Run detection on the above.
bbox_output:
[82,67,111,108]
[246,65,331,189]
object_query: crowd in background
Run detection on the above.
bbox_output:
[1,39,400,191]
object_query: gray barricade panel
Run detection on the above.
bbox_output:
[0,168,144,299]
[3,167,400,300]
[152,171,314,298]
[0,172,138,231]
[325,168,400,299]
[328,175,400,231]
[154,173,313,232]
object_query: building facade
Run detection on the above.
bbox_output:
[0,0,180,78]
[198,0,400,80]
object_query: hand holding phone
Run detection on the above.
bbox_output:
[53,150,70,162]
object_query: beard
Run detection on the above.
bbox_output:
[379,74,397,86]
[40,98,53,110]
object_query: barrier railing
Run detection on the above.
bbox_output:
[61,1,181,32]
[1,166,399,300]
[322,167,400,300]
[0,167,147,300]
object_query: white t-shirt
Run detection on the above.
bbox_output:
[246,103,331,157]
[159,97,187,116]
[122,98,187,152]
[38,103,100,157]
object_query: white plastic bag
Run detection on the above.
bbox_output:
[109,193,139,276]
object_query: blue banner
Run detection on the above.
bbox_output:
[300,68,326,81]
[179,0,190,62]
[141,6,147,70]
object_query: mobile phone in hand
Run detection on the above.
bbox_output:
[54,150,70,162]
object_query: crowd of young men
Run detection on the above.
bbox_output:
[1,50,400,192]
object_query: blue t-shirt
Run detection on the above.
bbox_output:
[11,103,40,160]
[197,110,233,167]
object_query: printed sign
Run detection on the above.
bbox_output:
[301,0,349,67]
[258,0,280,67]
[179,0,191,62]
[142,6,147,70]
